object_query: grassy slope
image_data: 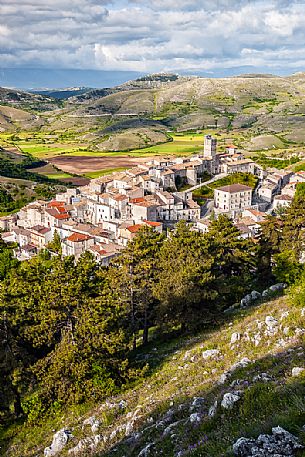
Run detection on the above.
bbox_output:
[193,173,258,203]
[3,294,305,457]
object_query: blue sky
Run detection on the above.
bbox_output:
[0,0,305,76]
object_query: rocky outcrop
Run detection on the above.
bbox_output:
[202,349,221,359]
[240,284,286,308]
[221,392,240,409]
[44,429,73,457]
[233,426,304,456]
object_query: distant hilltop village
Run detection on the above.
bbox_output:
[0,135,302,262]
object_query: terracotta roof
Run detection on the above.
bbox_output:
[46,209,70,220]
[135,200,159,208]
[22,243,37,251]
[226,159,254,166]
[187,199,200,209]
[226,144,237,149]
[114,194,128,201]
[238,217,258,227]
[245,209,266,218]
[127,224,143,233]
[144,220,162,227]
[67,232,92,242]
[216,184,252,193]
[30,225,51,234]
[89,246,107,255]
[48,201,65,208]
[274,195,293,201]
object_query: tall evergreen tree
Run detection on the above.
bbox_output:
[280,195,305,260]
[109,226,165,346]
[154,221,215,331]
[205,215,257,308]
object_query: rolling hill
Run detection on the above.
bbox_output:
[2,72,305,153]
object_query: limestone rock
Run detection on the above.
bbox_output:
[202,349,220,359]
[221,392,240,409]
[208,400,218,417]
[240,294,252,308]
[68,436,101,456]
[44,429,73,457]
[229,358,252,372]
[138,443,154,456]
[231,332,241,344]
[251,290,261,301]
[292,367,304,377]
[265,315,278,329]
[191,397,205,408]
[83,416,100,434]
[269,283,286,292]
[233,426,303,456]
[189,413,201,424]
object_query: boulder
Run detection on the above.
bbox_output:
[191,397,205,408]
[240,294,252,308]
[269,283,286,292]
[189,413,201,424]
[218,372,229,384]
[229,358,252,372]
[233,426,303,456]
[68,436,101,456]
[231,332,241,344]
[44,429,73,457]
[202,349,220,359]
[292,367,304,377]
[208,400,218,417]
[262,289,270,299]
[251,290,261,301]
[265,316,278,330]
[138,443,154,456]
[221,392,240,409]
[83,416,100,434]
[163,420,183,437]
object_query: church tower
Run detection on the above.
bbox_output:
[204,135,217,159]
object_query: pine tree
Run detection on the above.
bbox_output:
[154,221,215,331]
[205,215,257,308]
[280,195,305,260]
[109,226,165,346]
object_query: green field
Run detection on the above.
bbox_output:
[4,129,299,181]
[0,131,249,160]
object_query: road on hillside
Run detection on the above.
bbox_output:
[187,173,228,192]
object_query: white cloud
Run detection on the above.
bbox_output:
[1,0,305,74]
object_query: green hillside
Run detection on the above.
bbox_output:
[2,73,305,156]
[1,199,305,457]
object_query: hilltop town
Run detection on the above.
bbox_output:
[0,135,302,262]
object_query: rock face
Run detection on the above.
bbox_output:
[44,429,73,457]
[233,426,304,456]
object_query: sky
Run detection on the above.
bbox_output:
[0,0,305,80]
